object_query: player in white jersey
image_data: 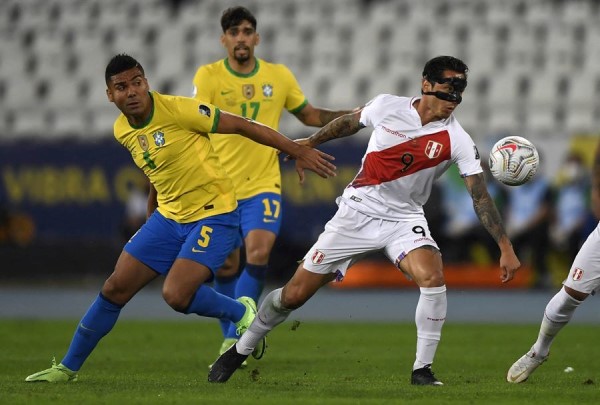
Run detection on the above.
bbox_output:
[208,56,521,386]
[507,141,600,383]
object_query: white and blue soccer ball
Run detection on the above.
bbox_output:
[489,136,539,186]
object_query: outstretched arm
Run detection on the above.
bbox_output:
[293,103,356,127]
[464,173,521,283]
[303,109,366,147]
[283,109,365,164]
[215,111,336,183]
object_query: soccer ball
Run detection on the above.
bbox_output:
[488,136,539,186]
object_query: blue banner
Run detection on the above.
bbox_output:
[0,140,146,240]
[0,140,366,245]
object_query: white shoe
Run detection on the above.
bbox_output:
[507,349,548,383]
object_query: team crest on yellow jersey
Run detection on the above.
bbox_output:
[137,135,149,151]
[262,84,273,97]
[243,84,255,99]
[153,130,165,147]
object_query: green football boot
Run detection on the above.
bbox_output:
[212,296,256,370]
[235,296,267,360]
[208,297,267,370]
[234,296,258,335]
[25,358,78,383]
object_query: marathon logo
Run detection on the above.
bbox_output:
[381,125,408,139]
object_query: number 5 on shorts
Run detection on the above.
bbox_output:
[197,226,213,248]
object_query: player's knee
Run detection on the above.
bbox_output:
[162,286,190,312]
[101,277,132,305]
[416,271,445,288]
[215,263,238,278]
[245,246,271,265]
[215,249,240,278]
[564,285,588,302]
[280,285,310,310]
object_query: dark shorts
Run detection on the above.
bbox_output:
[124,209,241,276]
[238,192,282,239]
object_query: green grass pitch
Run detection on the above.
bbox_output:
[1,320,599,404]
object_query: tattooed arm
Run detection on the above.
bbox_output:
[284,109,364,173]
[465,173,507,244]
[464,173,521,283]
[293,103,356,127]
[303,109,366,147]
[592,141,600,220]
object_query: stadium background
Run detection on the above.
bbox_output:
[1,0,599,288]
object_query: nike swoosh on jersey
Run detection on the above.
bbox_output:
[263,218,277,223]
[192,247,206,253]
[220,90,234,95]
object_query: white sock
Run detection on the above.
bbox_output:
[532,287,582,357]
[413,285,447,370]
[236,288,292,355]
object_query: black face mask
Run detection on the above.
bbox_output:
[422,76,467,104]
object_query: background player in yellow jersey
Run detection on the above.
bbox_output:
[192,6,354,359]
[24,54,336,382]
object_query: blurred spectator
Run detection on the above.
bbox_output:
[439,162,505,264]
[504,163,553,289]
[120,181,150,241]
[0,204,36,247]
[0,205,9,243]
[550,152,590,261]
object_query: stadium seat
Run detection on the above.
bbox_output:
[1,0,600,142]
[565,106,596,135]
[526,105,561,134]
[1,75,38,110]
[464,26,497,77]
[88,104,118,138]
[47,108,88,138]
[487,105,518,135]
[11,107,50,138]
[0,40,30,79]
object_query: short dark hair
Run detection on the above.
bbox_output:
[220,6,257,32]
[105,54,144,85]
[422,56,468,82]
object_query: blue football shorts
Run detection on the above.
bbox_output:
[238,192,282,239]
[124,209,241,276]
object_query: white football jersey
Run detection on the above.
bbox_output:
[341,94,482,220]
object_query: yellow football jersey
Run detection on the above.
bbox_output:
[113,91,237,223]
[192,57,307,199]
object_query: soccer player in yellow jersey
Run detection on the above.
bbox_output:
[192,6,354,358]
[24,54,335,382]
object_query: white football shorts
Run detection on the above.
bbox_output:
[563,222,600,294]
[302,200,439,279]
